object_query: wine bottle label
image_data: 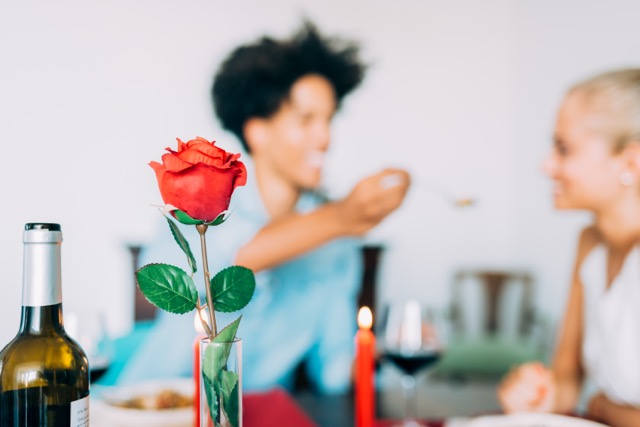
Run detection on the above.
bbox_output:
[70,395,90,427]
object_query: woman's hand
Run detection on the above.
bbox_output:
[497,362,556,414]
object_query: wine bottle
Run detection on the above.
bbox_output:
[0,223,90,426]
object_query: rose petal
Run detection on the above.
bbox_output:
[189,139,226,158]
[161,152,195,172]
[157,164,242,221]
[176,149,226,167]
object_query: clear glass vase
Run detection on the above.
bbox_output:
[199,337,242,427]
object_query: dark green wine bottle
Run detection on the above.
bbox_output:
[0,223,90,426]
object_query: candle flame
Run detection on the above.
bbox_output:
[358,306,373,329]
[194,308,208,334]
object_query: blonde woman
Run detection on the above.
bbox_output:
[498,69,640,427]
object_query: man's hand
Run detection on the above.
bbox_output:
[337,168,411,236]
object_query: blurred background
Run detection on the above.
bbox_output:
[1,0,637,349]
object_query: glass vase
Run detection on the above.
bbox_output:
[199,337,242,427]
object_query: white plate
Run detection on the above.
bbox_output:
[90,378,194,427]
[464,413,609,427]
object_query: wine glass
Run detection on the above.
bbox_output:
[65,310,114,383]
[379,300,447,427]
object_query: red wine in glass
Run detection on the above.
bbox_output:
[384,350,442,376]
[380,301,448,426]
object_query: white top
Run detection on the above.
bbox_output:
[580,244,640,406]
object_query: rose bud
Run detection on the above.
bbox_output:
[149,137,247,223]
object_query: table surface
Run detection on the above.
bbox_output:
[91,370,601,427]
[90,368,503,427]
[293,368,503,427]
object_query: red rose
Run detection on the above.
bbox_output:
[149,137,247,222]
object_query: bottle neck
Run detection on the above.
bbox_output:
[19,303,65,335]
[21,237,62,307]
[20,228,65,335]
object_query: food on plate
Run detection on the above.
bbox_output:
[111,388,193,410]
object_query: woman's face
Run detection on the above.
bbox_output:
[543,92,627,211]
[258,74,336,191]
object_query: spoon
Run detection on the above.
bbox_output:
[380,174,476,208]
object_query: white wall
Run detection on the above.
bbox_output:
[510,0,640,319]
[1,1,639,347]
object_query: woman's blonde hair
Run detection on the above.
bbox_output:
[569,68,640,151]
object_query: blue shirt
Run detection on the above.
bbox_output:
[118,159,363,393]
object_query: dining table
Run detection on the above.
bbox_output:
[247,386,449,427]
[289,367,502,427]
[290,368,605,427]
[90,370,487,427]
[88,366,501,426]
[90,367,605,426]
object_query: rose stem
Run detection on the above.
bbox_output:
[196,224,217,338]
[196,300,212,337]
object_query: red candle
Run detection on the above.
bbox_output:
[193,335,204,427]
[193,311,207,427]
[355,306,375,427]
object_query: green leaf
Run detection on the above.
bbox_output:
[173,209,204,225]
[219,371,239,427]
[214,316,241,343]
[210,266,256,313]
[207,212,229,226]
[203,372,220,425]
[165,216,197,274]
[205,370,239,427]
[203,318,241,382]
[203,343,231,382]
[135,264,198,314]
[202,319,241,426]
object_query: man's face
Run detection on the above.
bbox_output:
[256,74,336,191]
